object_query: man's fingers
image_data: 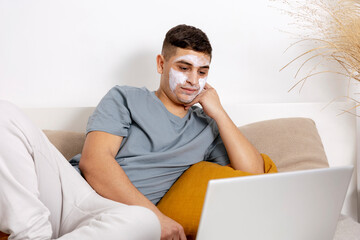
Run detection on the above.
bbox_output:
[204,83,213,89]
[180,229,187,240]
[171,227,182,240]
[183,83,214,109]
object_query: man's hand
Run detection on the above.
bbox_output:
[158,213,187,240]
[185,83,265,174]
[184,83,225,120]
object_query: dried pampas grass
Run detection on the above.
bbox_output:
[277,0,360,96]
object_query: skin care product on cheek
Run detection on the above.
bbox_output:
[198,77,207,93]
[169,68,188,92]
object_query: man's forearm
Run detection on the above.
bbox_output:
[213,109,264,174]
[80,154,187,239]
[80,155,163,216]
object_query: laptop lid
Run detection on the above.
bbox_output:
[196,166,353,240]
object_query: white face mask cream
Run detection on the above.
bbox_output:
[174,54,210,68]
[168,54,209,101]
[169,68,188,92]
[198,77,207,92]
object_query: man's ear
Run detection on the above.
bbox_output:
[156,54,165,74]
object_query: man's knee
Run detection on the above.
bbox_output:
[109,205,161,240]
[130,206,161,231]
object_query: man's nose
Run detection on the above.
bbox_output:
[186,71,198,85]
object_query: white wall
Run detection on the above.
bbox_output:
[0,0,351,107]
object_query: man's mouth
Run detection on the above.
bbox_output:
[180,87,199,95]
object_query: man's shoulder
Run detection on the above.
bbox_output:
[109,85,150,96]
[104,85,153,104]
[96,85,153,111]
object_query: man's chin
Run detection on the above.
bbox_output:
[172,91,198,105]
[176,96,195,105]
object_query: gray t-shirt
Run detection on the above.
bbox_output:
[70,85,229,204]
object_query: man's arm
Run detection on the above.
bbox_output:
[79,131,186,240]
[185,84,264,174]
[213,110,264,173]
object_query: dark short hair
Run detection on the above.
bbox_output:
[162,24,212,60]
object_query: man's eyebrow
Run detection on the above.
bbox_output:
[176,60,193,66]
[200,65,210,69]
[176,60,210,68]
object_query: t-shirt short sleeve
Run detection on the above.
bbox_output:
[86,86,132,137]
[204,133,230,166]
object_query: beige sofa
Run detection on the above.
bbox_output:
[1,104,360,239]
[45,117,360,239]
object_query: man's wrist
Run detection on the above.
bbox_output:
[211,108,228,123]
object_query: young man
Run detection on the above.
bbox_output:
[70,24,265,240]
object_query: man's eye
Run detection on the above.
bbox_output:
[179,67,188,71]
[199,71,206,75]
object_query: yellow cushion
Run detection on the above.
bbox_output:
[156,154,277,239]
[0,231,8,240]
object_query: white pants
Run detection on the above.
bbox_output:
[0,101,161,240]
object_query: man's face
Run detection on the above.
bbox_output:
[159,48,211,104]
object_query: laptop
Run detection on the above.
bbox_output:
[196,166,353,240]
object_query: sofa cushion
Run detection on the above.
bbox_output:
[238,117,329,172]
[43,130,86,160]
[0,232,8,240]
[43,117,329,172]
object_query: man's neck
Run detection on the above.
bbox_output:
[155,89,188,118]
